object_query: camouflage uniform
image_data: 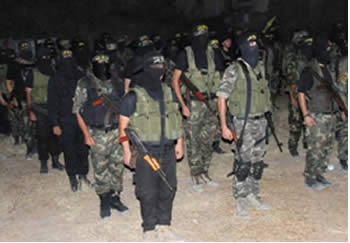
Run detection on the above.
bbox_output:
[72,73,124,195]
[301,59,336,180]
[286,50,309,154]
[334,56,348,169]
[217,58,271,198]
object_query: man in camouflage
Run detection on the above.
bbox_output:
[217,33,272,219]
[334,55,347,171]
[73,52,128,218]
[172,24,225,193]
[297,34,338,190]
[286,33,312,156]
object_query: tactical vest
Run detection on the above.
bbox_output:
[228,60,271,118]
[31,68,49,104]
[129,84,183,142]
[80,75,119,127]
[307,59,336,114]
[184,46,221,94]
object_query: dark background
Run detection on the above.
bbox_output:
[0,0,347,41]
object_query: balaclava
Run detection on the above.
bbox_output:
[191,24,209,51]
[300,38,313,60]
[238,33,259,68]
[313,35,331,65]
[140,51,165,95]
[92,53,111,81]
[36,45,54,76]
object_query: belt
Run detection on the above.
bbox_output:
[236,115,264,120]
[90,123,118,133]
[190,93,216,101]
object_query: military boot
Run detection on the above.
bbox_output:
[98,192,111,219]
[110,192,129,214]
[201,172,219,188]
[340,160,348,171]
[157,225,184,242]
[289,148,299,157]
[304,177,325,190]
[51,155,64,171]
[212,140,225,154]
[68,175,79,192]
[78,174,94,188]
[316,174,332,186]
[14,136,20,145]
[236,197,250,219]
[246,193,271,211]
[40,160,48,174]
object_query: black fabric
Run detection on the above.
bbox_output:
[8,62,33,99]
[59,115,89,176]
[19,50,33,60]
[134,145,177,231]
[297,65,333,93]
[48,60,84,126]
[300,44,313,60]
[313,35,330,64]
[92,62,111,81]
[34,112,62,161]
[192,34,209,51]
[239,41,259,68]
[37,59,54,76]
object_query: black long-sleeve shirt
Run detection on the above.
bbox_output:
[48,70,84,126]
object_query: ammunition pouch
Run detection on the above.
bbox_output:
[251,161,265,180]
[234,160,251,182]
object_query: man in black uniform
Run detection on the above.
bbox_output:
[48,49,90,191]
[120,51,184,241]
[25,45,64,173]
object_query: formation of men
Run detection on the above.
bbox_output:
[0,19,347,241]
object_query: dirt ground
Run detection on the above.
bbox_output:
[0,95,347,242]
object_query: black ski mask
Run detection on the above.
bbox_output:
[92,54,111,81]
[37,46,54,76]
[141,51,165,93]
[57,57,82,80]
[300,42,313,60]
[19,50,33,61]
[192,34,209,51]
[313,36,330,65]
[239,34,259,68]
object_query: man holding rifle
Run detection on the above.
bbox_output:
[217,32,272,219]
[297,34,347,190]
[119,51,184,241]
[172,24,225,193]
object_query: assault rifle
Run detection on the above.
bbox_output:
[180,73,215,115]
[264,111,283,152]
[124,128,174,192]
[311,70,348,117]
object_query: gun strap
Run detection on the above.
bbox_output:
[237,60,252,152]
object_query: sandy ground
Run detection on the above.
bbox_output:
[0,95,347,242]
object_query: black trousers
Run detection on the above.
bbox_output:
[59,115,89,177]
[35,113,61,161]
[135,144,177,232]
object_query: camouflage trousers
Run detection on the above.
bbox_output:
[231,117,267,198]
[7,104,26,139]
[304,113,335,179]
[335,116,348,162]
[288,103,306,151]
[185,99,218,176]
[89,127,125,195]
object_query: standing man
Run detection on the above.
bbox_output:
[25,45,64,173]
[48,49,90,192]
[286,35,313,156]
[172,24,225,192]
[217,33,272,219]
[119,51,184,241]
[73,52,128,218]
[297,35,338,190]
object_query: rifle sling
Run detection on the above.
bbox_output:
[237,60,252,153]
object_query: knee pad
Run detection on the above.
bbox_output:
[251,161,265,180]
[234,161,251,182]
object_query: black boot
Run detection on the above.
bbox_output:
[212,140,225,154]
[110,192,129,214]
[14,136,20,145]
[303,142,308,149]
[69,175,79,192]
[98,192,112,219]
[52,155,64,171]
[40,160,48,174]
[316,174,332,186]
[289,148,299,157]
[340,160,348,171]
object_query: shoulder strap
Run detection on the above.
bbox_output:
[236,60,252,150]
